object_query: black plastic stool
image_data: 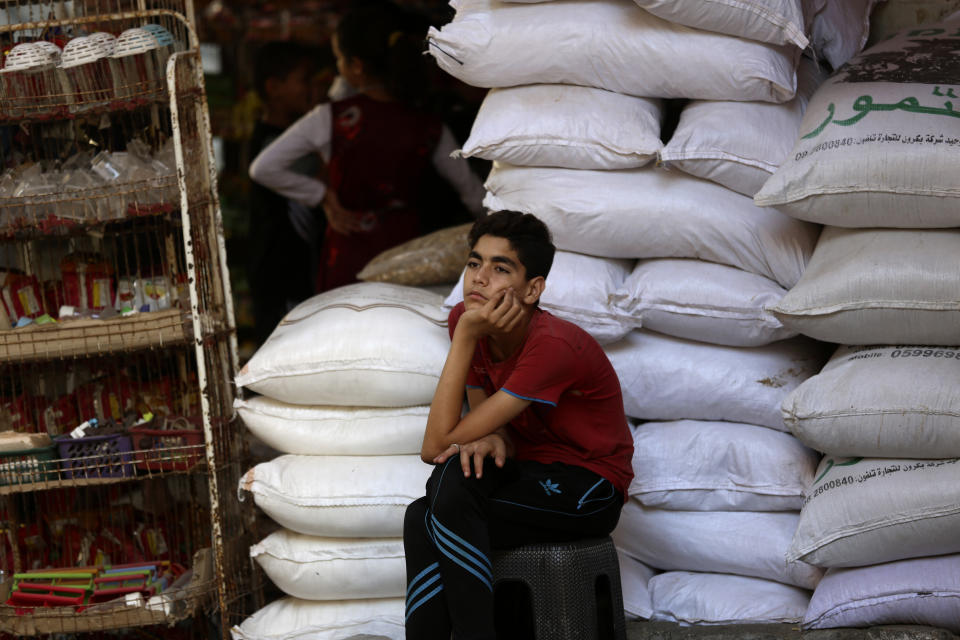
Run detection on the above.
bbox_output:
[491,536,627,640]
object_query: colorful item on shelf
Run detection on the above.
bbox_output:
[0,272,47,323]
[60,254,115,312]
[5,560,185,613]
[55,431,134,480]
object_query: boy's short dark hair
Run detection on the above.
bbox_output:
[253,41,311,97]
[468,211,555,281]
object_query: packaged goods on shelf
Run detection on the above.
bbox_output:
[0,6,242,636]
[0,43,62,117]
[629,420,819,512]
[251,531,405,601]
[614,500,823,589]
[755,11,960,227]
[649,571,811,625]
[0,141,178,231]
[610,259,793,347]
[60,33,117,108]
[427,0,799,102]
[771,228,960,345]
[0,272,47,324]
[444,250,636,344]
[0,547,214,635]
[788,456,960,568]
[234,397,427,456]
[110,27,174,101]
[483,163,819,288]
[604,330,828,430]
[660,57,827,197]
[460,84,663,170]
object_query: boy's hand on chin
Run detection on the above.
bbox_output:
[458,288,525,339]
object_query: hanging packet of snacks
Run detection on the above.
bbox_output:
[0,272,47,322]
[142,275,172,311]
[60,254,115,311]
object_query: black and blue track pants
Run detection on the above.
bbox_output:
[403,456,623,640]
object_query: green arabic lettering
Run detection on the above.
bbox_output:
[801,102,835,139]
[933,86,958,98]
[802,94,960,139]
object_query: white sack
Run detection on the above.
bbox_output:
[771,228,960,345]
[632,0,815,48]
[650,572,811,625]
[240,455,432,537]
[427,0,799,102]
[804,554,960,632]
[629,420,819,511]
[789,456,960,567]
[445,250,636,344]
[460,84,662,170]
[661,57,827,197]
[235,397,427,456]
[230,597,403,640]
[811,0,881,70]
[235,283,449,407]
[604,330,827,430]
[783,345,960,458]
[755,14,960,227]
[613,500,823,588]
[484,163,818,288]
[251,530,405,600]
[610,259,793,347]
[618,550,657,620]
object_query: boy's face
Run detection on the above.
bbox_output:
[463,235,538,310]
[269,63,312,121]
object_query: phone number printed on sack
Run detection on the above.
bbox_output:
[890,348,960,359]
[804,458,960,506]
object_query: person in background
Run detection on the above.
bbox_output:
[404,211,634,639]
[249,2,485,293]
[247,41,320,346]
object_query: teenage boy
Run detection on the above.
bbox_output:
[404,211,634,640]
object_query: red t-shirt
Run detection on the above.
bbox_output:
[448,303,634,499]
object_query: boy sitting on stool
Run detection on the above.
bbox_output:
[404,210,634,639]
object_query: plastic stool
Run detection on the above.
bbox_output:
[491,536,627,640]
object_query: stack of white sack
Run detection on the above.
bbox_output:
[231,283,451,640]
[611,419,825,625]
[426,0,858,625]
[753,11,960,632]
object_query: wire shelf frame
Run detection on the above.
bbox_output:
[0,2,252,636]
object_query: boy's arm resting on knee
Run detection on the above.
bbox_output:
[421,329,529,463]
[422,387,528,463]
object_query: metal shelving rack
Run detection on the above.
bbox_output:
[0,1,254,636]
